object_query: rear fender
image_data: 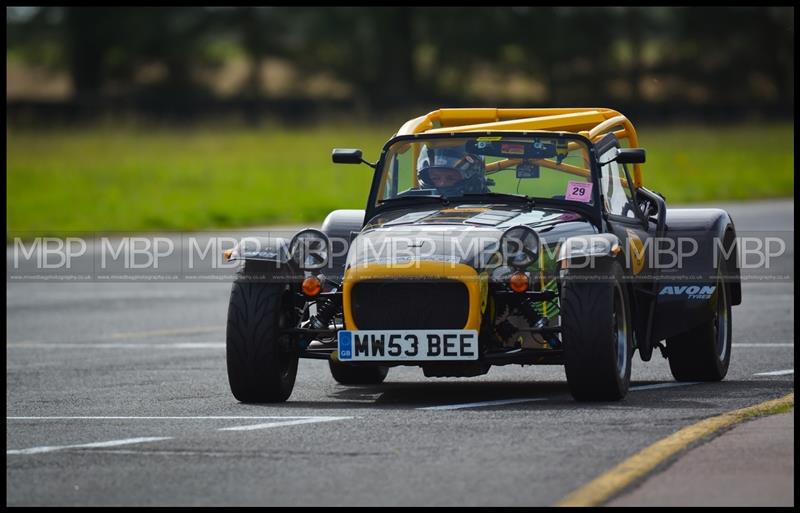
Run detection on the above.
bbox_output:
[650,208,740,341]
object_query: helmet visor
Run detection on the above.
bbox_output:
[418,147,481,175]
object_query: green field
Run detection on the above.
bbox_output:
[7,123,793,239]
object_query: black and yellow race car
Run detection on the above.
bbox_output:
[225,108,741,402]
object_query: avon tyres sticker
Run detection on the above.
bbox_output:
[565,181,593,202]
[659,285,716,300]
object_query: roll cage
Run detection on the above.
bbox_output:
[395,107,643,186]
[366,131,603,228]
[364,108,646,227]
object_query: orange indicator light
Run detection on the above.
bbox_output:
[509,272,529,293]
[302,276,322,297]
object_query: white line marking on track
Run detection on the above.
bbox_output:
[6,342,224,349]
[733,343,793,348]
[66,449,277,457]
[418,398,547,411]
[7,437,172,455]
[6,416,343,420]
[753,369,794,376]
[110,326,224,339]
[218,417,353,431]
[420,383,704,410]
[8,343,793,350]
[629,382,701,391]
[6,326,226,347]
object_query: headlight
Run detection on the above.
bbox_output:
[500,225,540,269]
[290,229,330,270]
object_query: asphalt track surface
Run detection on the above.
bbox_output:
[6,200,794,506]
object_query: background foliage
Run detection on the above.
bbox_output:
[6,7,794,238]
[7,7,794,121]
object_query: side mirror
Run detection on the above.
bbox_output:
[616,148,646,164]
[332,148,376,168]
[332,148,363,164]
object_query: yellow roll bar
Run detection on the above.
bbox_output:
[395,108,643,188]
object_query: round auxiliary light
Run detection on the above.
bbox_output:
[509,272,530,293]
[290,229,330,270]
[500,225,540,269]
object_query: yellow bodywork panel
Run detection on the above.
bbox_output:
[343,261,483,331]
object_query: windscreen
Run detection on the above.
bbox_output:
[378,135,594,205]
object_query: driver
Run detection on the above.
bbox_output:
[416,145,489,196]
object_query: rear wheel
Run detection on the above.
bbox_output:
[329,360,388,385]
[226,277,299,402]
[561,262,632,401]
[667,272,732,381]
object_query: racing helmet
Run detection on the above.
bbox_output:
[416,145,488,196]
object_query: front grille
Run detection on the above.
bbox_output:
[350,280,469,330]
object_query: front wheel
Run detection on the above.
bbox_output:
[561,262,633,401]
[226,278,299,402]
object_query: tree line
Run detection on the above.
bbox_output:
[7,6,794,121]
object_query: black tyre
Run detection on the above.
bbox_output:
[226,278,299,402]
[328,360,388,385]
[666,273,732,381]
[561,262,633,401]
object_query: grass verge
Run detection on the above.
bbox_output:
[7,122,793,240]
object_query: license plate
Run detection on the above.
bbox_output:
[338,330,479,361]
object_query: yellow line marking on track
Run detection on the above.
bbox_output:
[555,392,795,507]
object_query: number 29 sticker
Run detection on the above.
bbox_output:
[565,181,593,202]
